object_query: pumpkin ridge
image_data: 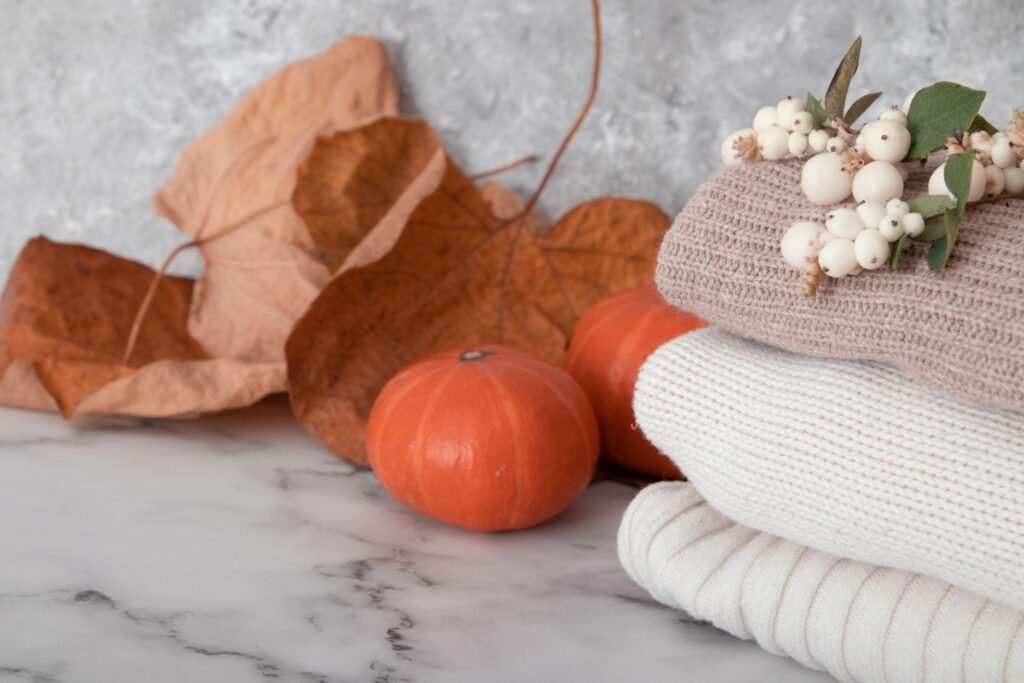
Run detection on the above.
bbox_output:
[475,360,526,529]
[367,362,448,468]
[565,290,637,364]
[612,304,665,406]
[512,360,599,477]
[411,364,461,514]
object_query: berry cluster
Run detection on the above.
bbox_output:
[798,102,913,207]
[932,117,1024,201]
[720,96,825,165]
[716,35,1024,293]
[721,96,918,208]
[782,199,925,284]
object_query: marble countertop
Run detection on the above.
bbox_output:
[0,399,830,683]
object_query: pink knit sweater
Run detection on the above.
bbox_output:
[657,158,1024,412]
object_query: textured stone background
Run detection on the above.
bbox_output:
[1,0,1022,278]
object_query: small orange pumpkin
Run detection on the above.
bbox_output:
[367,345,599,532]
[564,286,708,478]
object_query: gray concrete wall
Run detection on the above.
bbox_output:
[2,0,1021,277]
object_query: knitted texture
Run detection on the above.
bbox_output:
[633,329,1024,612]
[655,158,1024,412]
[619,481,1024,683]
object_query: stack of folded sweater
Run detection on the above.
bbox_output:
[618,159,1024,682]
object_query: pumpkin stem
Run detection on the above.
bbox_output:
[459,349,496,362]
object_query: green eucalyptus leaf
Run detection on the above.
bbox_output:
[844,92,882,126]
[824,36,862,120]
[806,94,828,126]
[927,237,948,269]
[944,151,975,215]
[907,194,955,218]
[967,113,998,135]
[924,153,974,268]
[905,82,986,159]
[889,234,908,270]
[912,214,948,242]
[927,208,961,270]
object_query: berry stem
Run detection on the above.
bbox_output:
[967,189,1024,208]
[802,259,822,298]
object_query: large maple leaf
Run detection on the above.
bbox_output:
[285,118,669,465]
[153,37,399,364]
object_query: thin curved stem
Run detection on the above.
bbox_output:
[121,240,198,365]
[514,0,601,222]
[469,154,539,181]
[121,199,290,365]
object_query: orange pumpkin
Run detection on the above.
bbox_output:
[564,286,708,478]
[367,344,599,532]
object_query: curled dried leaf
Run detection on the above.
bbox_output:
[293,117,447,273]
[285,118,668,465]
[153,37,400,363]
[0,238,283,418]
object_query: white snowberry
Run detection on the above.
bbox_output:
[776,97,805,131]
[788,131,808,157]
[885,198,910,217]
[894,162,910,181]
[901,91,917,115]
[878,214,905,241]
[991,138,1018,169]
[856,201,887,229]
[879,106,908,126]
[928,159,986,202]
[781,221,824,269]
[852,161,904,204]
[808,129,830,154]
[801,152,854,205]
[969,131,994,154]
[753,106,779,132]
[818,238,858,278]
[825,207,864,239]
[827,136,849,153]
[901,212,925,238]
[985,165,1006,196]
[720,128,756,166]
[758,126,790,161]
[791,112,815,135]
[854,229,890,269]
[1004,167,1024,194]
[861,120,912,163]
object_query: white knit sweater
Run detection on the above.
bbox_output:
[620,481,1024,682]
[632,329,1024,613]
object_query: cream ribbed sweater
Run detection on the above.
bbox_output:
[632,329,1024,613]
[620,481,1024,683]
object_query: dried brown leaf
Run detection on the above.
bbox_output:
[0,238,283,418]
[293,117,446,273]
[153,37,399,364]
[285,118,669,465]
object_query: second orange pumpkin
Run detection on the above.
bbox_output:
[564,286,707,478]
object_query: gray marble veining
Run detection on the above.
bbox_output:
[0,400,830,682]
